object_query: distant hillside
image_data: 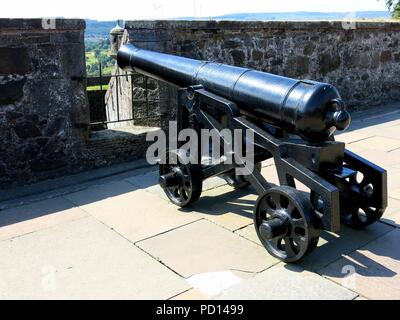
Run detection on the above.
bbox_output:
[179,11,391,21]
[85,19,117,39]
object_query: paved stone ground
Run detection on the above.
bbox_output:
[0,104,400,300]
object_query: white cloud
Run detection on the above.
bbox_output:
[0,0,388,21]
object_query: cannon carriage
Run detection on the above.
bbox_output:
[117,44,388,262]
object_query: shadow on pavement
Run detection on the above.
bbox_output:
[181,187,257,220]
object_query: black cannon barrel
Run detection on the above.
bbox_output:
[118,44,351,142]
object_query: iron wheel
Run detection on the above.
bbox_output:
[254,186,321,263]
[159,150,203,207]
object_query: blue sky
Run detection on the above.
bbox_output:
[1,0,389,20]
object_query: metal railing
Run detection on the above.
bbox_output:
[86,64,158,129]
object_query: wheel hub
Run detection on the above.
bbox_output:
[259,216,289,240]
[159,171,181,189]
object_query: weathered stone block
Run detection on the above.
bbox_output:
[35,137,49,147]
[222,40,242,49]
[13,121,42,139]
[20,33,51,44]
[0,47,31,74]
[319,52,341,75]
[230,49,245,66]
[303,43,316,56]
[44,117,67,136]
[50,32,83,44]
[25,114,39,122]
[177,39,196,53]
[251,50,264,61]
[21,143,41,161]
[361,73,369,81]
[0,162,6,176]
[132,30,172,42]
[380,50,393,63]
[61,44,86,78]
[5,111,23,122]
[31,44,62,78]
[286,55,310,77]
[30,158,66,172]
[0,78,26,104]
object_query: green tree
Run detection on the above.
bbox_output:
[394,4,400,18]
[385,0,400,18]
[85,38,115,76]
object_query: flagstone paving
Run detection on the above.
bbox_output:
[320,229,400,300]
[216,264,357,300]
[0,105,400,299]
[65,184,200,243]
[381,198,400,228]
[0,217,190,299]
[136,219,278,278]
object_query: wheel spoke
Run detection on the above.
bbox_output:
[261,199,275,215]
[293,233,307,247]
[271,193,282,208]
[270,238,281,250]
[345,207,362,223]
[286,202,296,214]
[171,186,179,197]
[292,218,304,228]
[179,187,187,201]
[284,237,296,257]
[182,174,190,183]
[262,204,276,216]
[348,206,368,225]
[359,178,370,188]
[183,185,191,197]
[360,206,378,222]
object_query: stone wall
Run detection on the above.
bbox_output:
[112,20,400,128]
[0,19,161,189]
[0,19,90,187]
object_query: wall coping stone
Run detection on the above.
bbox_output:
[125,20,400,31]
[0,18,85,32]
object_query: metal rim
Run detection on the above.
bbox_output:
[159,151,202,207]
[254,186,320,263]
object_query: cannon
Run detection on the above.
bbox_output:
[118,44,388,263]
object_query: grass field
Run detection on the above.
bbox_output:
[87,85,109,91]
